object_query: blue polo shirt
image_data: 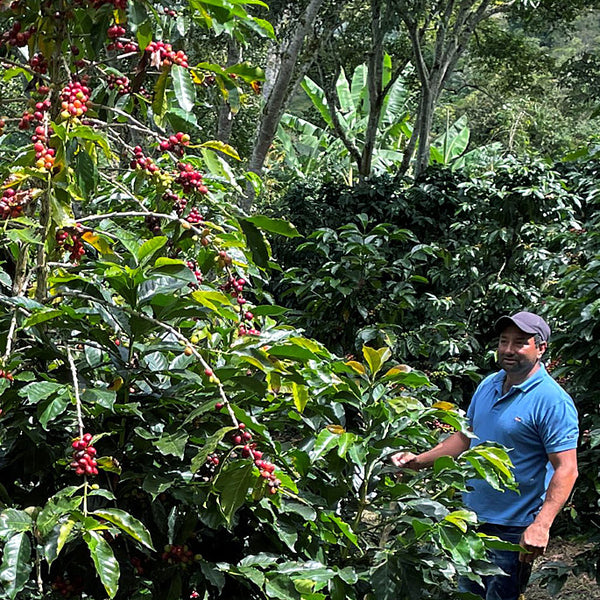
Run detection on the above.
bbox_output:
[463,364,578,527]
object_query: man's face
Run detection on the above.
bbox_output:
[497,324,546,378]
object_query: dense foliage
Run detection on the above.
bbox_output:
[0,1,524,600]
[268,153,600,591]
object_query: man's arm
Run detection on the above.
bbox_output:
[391,431,471,470]
[519,448,578,563]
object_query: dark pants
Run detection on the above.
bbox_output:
[458,524,530,600]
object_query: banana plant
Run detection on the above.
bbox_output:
[276,54,412,181]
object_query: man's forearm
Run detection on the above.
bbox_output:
[532,465,578,529]
[521,450,578,562]
[414,431,471,468]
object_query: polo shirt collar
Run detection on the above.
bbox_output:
[494,363,547,398]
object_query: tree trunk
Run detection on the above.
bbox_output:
[244,0,326,211]
[398,0,495,179]
[359,0,385,177]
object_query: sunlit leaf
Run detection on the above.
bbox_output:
[84,530,120,598]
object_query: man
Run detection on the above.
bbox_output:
[391,311,579,600]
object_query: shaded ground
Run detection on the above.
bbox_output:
[526,538,599,600]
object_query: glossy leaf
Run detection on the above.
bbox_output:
[92,509,154,550]
[84,530,120,599]
[171,64,196,112]
[0,533,32,599]
[214,461,256,524]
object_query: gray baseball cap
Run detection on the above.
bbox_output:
[494,311,551,342]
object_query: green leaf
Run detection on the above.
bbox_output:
[311,430,339,461]
[83,530,120,599]
[154,430,188,459]
[321,513,360,549]
[6,228,42,245]
[214,461,256,524]
[137,236,167,266]
[225,62,265,83]
[191,427,235,473]
[301,77,333,128]
[191,289,237,319]
[39,391,69,429]
[51,517,78,564]
[362,346,391,376]
[92,509,154,550]
[69,125,112,159]
[171,64,196,112]
[153,68,169,127]
[200,140,241,160]
[244,216,301,238]
[81,388,117,411]
[292,383,309,413]
[0,533,32,599]
[18,381,63,404]
[135,19,154,52]
[0,510,32,540]
[239,218,269,269]
[22,309,64,328]
[252,305,288,317]
[76,149,98,199]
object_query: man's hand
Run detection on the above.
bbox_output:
[390,451,420,470]
[519,521,549,563]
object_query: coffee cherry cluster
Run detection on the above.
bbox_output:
[256,457,281,494]
[107,73,131,95]
[107,24,126,39]
[29,52,48,75]
[431,419,454,433]
[130,146,159,174]
[159,132,190,156]
[198,452,220,481]
[19,97,52,130]
[0,188,24,219]
[56,227,85,262]
[163,7,178,17]
[145,40,189,68]
[34,139,56,171]
[238,320,260,337]
[106,25,138,53]
[59,79,91,121]
[221,275,246,297]
[145,214,163,236]
[176,162,208,194]
[51,574,84,599]
[220,276,260,336]
[161,544,196,565]
[0,369,14,381]
[213,251,232,271]
[186,259,203,287]
[0,118,5,135]
[163,189,187,215]
[231,422,253,447]
[235,425,280,493]
[185,207,203,224]
[2,21,35,47]
[70,433,98,476]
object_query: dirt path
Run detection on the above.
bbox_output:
[525,538,599,600]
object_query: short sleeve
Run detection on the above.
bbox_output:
[537,393,579,454]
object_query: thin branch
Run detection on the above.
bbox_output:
[67,346,85,437]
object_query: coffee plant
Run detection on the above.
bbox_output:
[0,1,532,599]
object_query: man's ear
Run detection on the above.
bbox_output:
[539,341,548,357]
